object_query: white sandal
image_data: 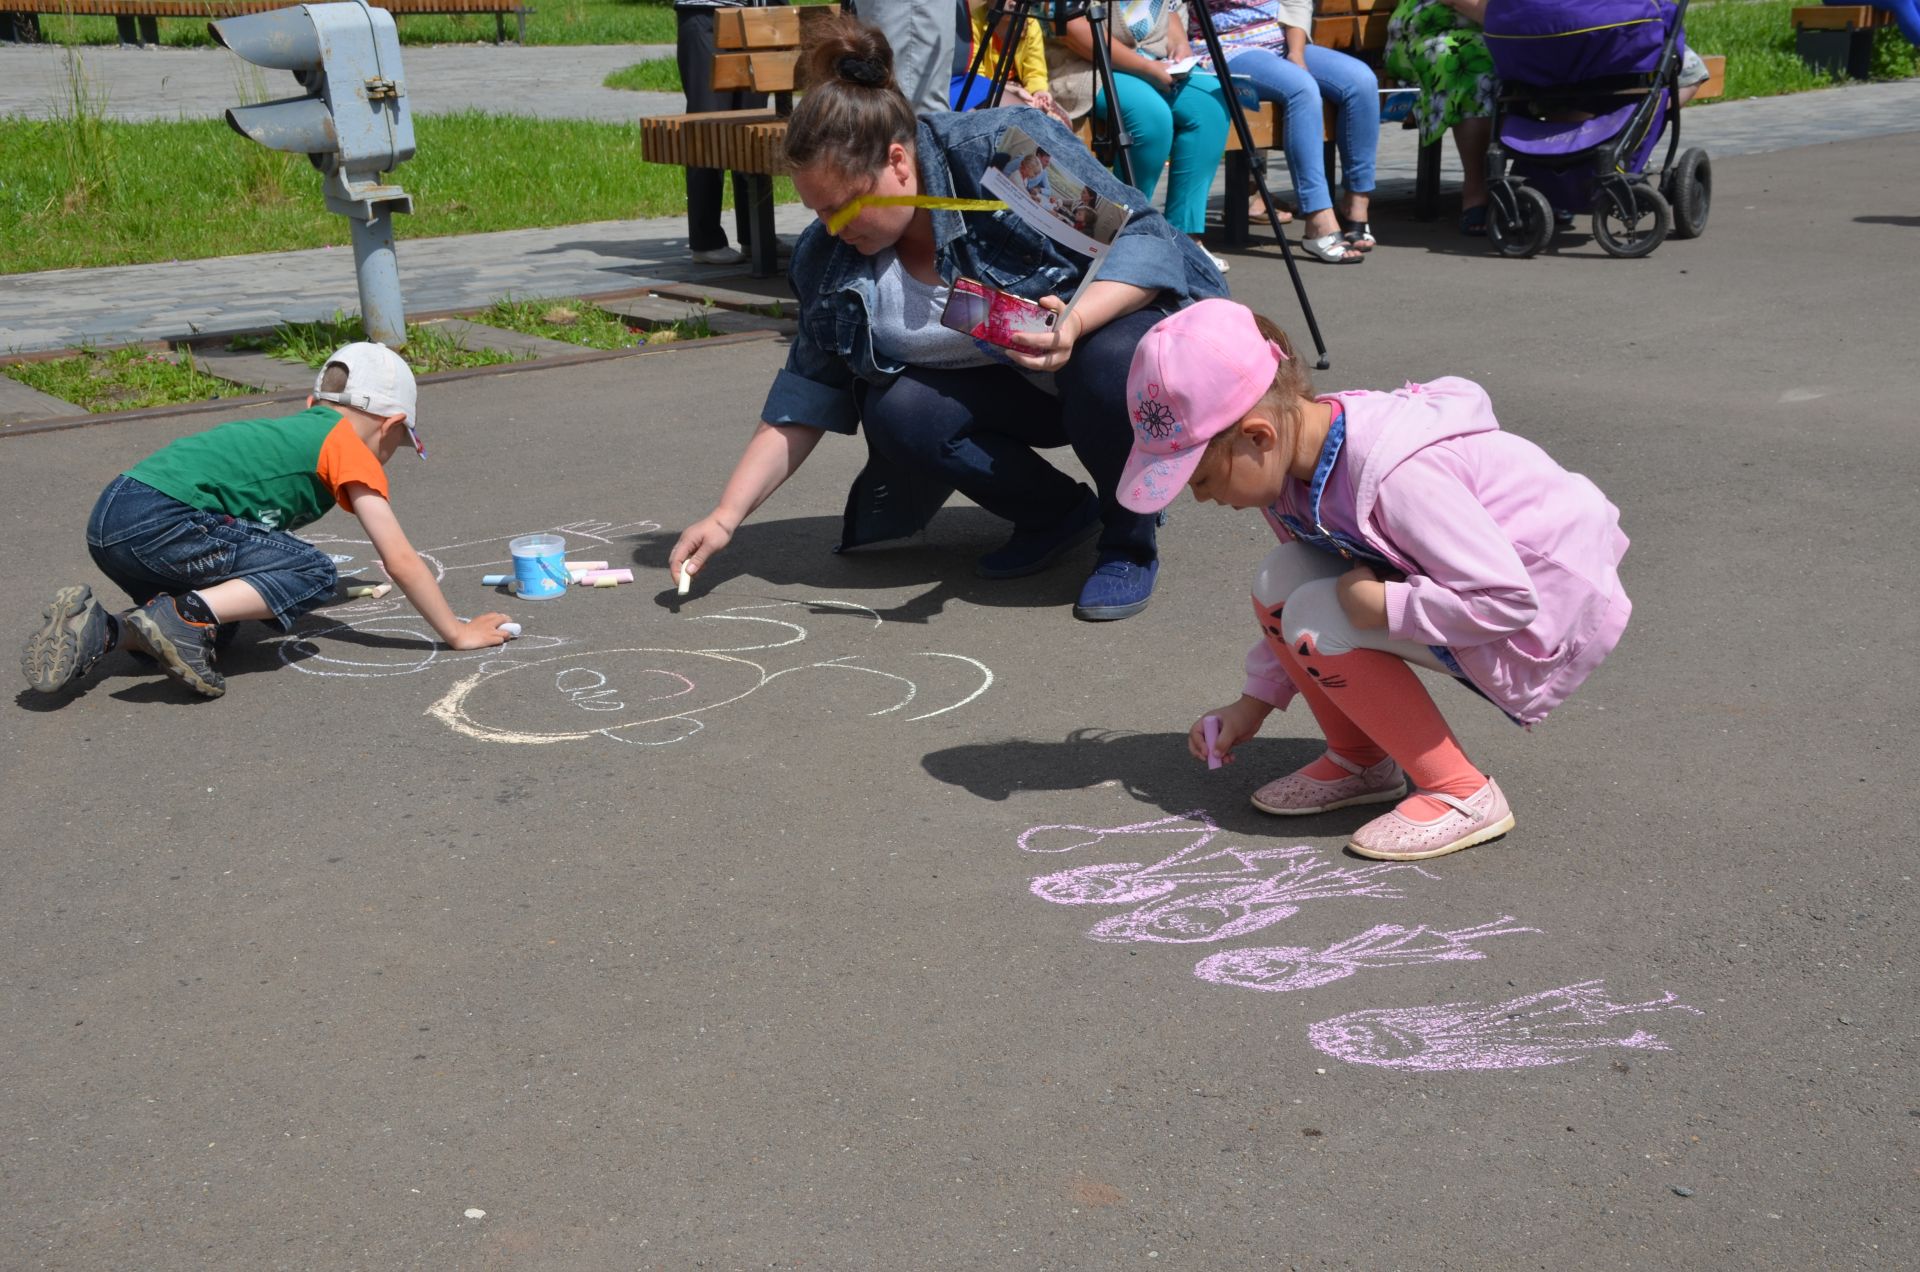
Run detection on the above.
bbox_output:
[1300,232,1364,264]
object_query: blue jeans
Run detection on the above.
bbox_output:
[1095,71,1231,235]
[1223,45,1379,214]
[858,306,1168,559]
[86,475,339,631]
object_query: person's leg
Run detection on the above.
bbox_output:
[1230,49,1332,223]
[676,6,732,255]
[1097,72,1174,201]
[1051,305,1165,560]
[1162,73,1231,238]
[1454,114,1492,214]
[1303,45,1378,227]
[863,0,954,116]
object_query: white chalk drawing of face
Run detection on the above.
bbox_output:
[428,598,993,747]
[1084,854,1437,944]
[1024,812,1320,905]
[1307,980,1703,1072]
[271,615,572,678]
[1193,919,1540,993]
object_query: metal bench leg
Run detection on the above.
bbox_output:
[744,174,777,278]
[495,12,504,43]
[1415,138,1441,221]
[1224,150,1251,248]
[140,15,158,43]
[114,15,138,44]
[517,9,527,43]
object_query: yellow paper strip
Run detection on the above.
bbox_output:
[827,195,1007,234]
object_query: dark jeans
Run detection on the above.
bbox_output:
[859,306,1169,559]
[675,5,773,252]
[85,476,338,631]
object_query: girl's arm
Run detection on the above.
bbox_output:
[1369,460,1540,647]
[669,422,826,579]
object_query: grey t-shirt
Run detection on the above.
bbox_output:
[868,252,996,370]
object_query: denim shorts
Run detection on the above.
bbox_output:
[86,475,338,631]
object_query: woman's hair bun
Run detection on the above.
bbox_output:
[836,54,888,87]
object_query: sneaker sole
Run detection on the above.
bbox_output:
[1250,781,1408,817]
[21,585,97,694]
[1347,811,1516,862]
[125,609,226,699]
[1072,595,1152,622]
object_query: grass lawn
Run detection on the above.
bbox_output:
[230,315,523,373]
[1689,0,1920,102]
[604,57,682,92]
[24,0,679,48]
[479,296,714,347]
[0,111,797,273]
[5,347,262,413]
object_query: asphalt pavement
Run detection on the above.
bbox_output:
[0,132,1916,1270]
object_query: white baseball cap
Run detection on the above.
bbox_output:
[314,342,423,458]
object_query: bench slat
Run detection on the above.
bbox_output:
[713,50,799,93]
[1791,5,1891,30]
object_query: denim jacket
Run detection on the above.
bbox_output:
[759,106,1229,549]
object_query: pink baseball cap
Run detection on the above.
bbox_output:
[1117,299,1287,513]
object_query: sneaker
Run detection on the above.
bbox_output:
[1348,777,1514,862]
[1250,753,1407,816]
[1072,551,1159,622]
[975,488,1102,579]
[124,595,226,698]
[1206,249,1232,273]
[690,244,746,266]
[21,584,114,694]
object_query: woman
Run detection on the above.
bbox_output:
[1384,0,1498,234]
[1191,0,1381,263]
[669,14,1227,623]
[1046,0,1234,272]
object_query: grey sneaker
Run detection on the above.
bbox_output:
[125,595,226,698]
[21,584,114,694]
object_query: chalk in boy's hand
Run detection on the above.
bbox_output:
[22,342,512,700]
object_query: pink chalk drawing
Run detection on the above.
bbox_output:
[1193,918,1541,992]
[1307,980,1704,1072]
[1024,812,1324,906]
[1084,853,1438,944]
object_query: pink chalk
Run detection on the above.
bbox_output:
[1203,715,1223,770]
[575,568,632,585]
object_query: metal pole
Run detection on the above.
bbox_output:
[349,209,407,348]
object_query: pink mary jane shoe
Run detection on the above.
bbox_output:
[1348,778,1516,862]
[1250,752,1407,817]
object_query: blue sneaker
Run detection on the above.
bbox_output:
[21,584,114,694]
[1073,552,1160,622]
[974,487,1102,579]
[125,595,226,698]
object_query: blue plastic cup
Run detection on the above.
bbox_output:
[509,533,569,600]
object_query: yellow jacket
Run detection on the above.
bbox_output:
[968,1,1051,90]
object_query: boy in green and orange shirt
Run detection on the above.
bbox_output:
[22,342,513,699]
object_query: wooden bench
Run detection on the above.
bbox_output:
[0,0,534,47]
[1792,4,1894,80]
[639,5,837,278]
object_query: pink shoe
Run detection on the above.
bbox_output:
[1348,778,1516,861]
[1250,752,1407,816]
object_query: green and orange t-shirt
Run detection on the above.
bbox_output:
[125,406,389,532]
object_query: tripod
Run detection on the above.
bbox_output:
[959,0,1135,187]
[962,0,1331,367]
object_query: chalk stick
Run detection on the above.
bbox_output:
[575,568,632,585]
[500,622,522,638]
[482,573,511,586]
[1203,715,1223,770]
[677,562,693,596]
[564,561,609,574]
[592,577,619,588]
[345,583,392,599]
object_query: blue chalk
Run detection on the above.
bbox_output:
[482,574,511,586]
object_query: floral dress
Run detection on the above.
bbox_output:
[1384,0,1498,146]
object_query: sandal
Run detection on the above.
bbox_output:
[1459,205,1489,237]
[1299,232,1365,264]
[1341,220,1376,251]
[1249,194,1293,224]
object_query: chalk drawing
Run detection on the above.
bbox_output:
[1083,853,1437,944]
[1307,980,1704,1072]
[1193,919,1540,992]
[427,598,993,747]
[271,615,570,678]
[1026,811,1318,904]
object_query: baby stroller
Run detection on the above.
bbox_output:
[1481,0,1711,258]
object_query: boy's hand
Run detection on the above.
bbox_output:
[450,613,515,649]
[669,514,733,585]
[1336,565,1390,630]
[1188,695,1272,766]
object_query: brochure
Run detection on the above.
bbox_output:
[979,124,1133,262]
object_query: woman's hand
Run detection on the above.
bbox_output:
[1336,564,1390,630]
[1187,695,1273,766]
[1004,296,1082,372]
[669,513,735,584]
[1141,58,1177,94]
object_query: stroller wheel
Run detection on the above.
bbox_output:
[1592,182,1671,258]
[1488,185,1554,259]
[1663,148,1712,240]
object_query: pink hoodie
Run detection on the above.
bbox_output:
[1244,377,1631,727]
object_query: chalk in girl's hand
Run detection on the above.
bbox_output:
[500,622,522,638]
[1203,715,1223,770]
[482,574,511,586]
[677,562,693,596]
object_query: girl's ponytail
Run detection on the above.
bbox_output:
[784,14,920,175]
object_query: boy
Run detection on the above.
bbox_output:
[21,342,513,700]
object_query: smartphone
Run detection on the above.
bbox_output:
[941,277,1057,350]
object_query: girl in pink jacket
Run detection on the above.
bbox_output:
[1118,299,1631,861]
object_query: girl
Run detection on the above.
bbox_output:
[1117,299,1631,861]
